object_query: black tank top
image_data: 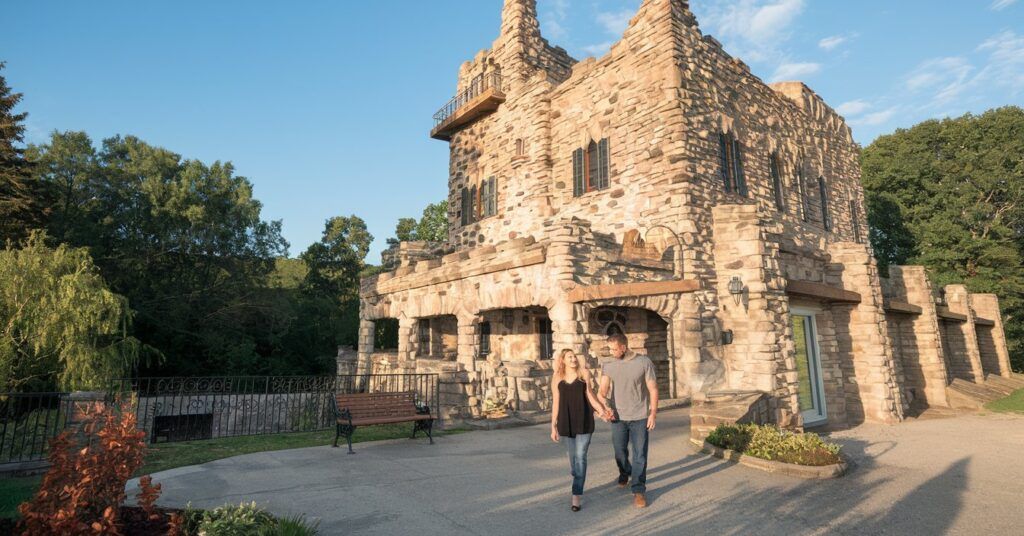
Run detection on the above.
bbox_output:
[557,378,595,437]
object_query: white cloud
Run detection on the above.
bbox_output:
[596,10,633,37]
[905,56,973,105]
[697,0,806,63]
[818,35,847,51]
[770,62,821,81]
[975,30,1024,95]
[991,0,1018,11]
[849,107,899,127]
[836,99,872,117]
[540,0,571,40]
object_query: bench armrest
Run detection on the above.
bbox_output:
[415,404,432,417]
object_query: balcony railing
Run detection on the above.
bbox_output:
[431,72,505,140]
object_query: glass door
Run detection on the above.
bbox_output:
[791,308,827,426]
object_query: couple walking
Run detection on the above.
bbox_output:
[550,333,658,512]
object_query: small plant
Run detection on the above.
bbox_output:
[259,513,321,536]
[198,502,275,536]
[706,423,842,466]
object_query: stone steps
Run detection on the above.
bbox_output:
[946,379,1008,409]
[985,374,1024,393]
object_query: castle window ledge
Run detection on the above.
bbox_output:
[785,279,861,304]
[431,72,505,141]
[974,317,996,327]
[883,299,923,315]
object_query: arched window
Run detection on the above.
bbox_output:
[769,153,785,211]
[572,138,610,196]
[515,138,525,157]
[718,133,748,197]
[481,176,497,218]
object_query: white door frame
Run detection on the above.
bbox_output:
[791,306,828,426]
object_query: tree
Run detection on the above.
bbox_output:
[28,132,290,376]
[0,62,49,243]
[862,107,1024,371]
[0,233,139,391]
[389,200,449,244]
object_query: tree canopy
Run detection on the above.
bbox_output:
[0,62,49,244]
[390,200,448,243]
[863,106,1024,371]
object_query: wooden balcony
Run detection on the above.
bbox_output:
[430,72,505,141]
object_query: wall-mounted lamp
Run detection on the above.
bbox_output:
[728,276,744,305]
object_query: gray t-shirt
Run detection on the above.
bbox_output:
[602,353,657,422]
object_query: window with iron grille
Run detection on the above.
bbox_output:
[479,321,491,358]
[538,318,554,359]
[572,138,610,197]
[718,133,748,196]
[818,176,831,231]
[769,153,785,211]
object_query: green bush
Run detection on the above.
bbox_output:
[259,513,320,536]
[705,423,842,466]
[198,502,275,536]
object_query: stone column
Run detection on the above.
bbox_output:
[888,266,950,406]
[971,294,1013,377]
[829,242,904,424]
[356,319,376,375]
[456,315,479,372]
[397,317,416,369]
[336,346,358,376]
[943,285,985,382]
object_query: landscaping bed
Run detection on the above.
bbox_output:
[694,423,848,479]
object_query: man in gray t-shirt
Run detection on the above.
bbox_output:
[599,333,658,508]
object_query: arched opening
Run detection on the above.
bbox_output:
[587,306,671,398]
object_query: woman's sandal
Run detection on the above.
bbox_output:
[571,505,581,512]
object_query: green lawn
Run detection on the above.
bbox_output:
[1,423,466,519]
[985,388,1024,414]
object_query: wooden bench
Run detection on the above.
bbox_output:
[332,391,434,453]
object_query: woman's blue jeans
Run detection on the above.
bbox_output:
[562,433,593,495]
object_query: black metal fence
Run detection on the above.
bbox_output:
[0,392,73,466]
[0,373,439,466]
[110,374,439,444]
[433,71,503,127]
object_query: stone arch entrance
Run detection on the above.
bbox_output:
[585,305,673,399]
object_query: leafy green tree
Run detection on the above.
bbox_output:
[0,62,49,243]
[389,200,449,244]
[28,132,290,376]
[0,233,139,391]
[863,107,1024,371]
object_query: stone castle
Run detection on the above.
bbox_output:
[354,0,1018,435]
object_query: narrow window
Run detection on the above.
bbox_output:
[482,176,497,217]
[417,320,431,357]
[460,187,471,226]
[851,198,862,243]
[515,138,525,157]
[597,138,610,190]
[572,148,585,197]
[718,133,747,197]
[538,318,554,359]
[587,140,600,191]
[769,153,785,211]
[818,177,831,231]
[479,321,491,358]
[797,167,808,221]
[470,184,479,222]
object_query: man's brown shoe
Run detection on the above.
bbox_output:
[617,475,629,488]
[633,493,648,508]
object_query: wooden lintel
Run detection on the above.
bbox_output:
[936,306,968,322]
[568,279,701,303]
[883,299,923,315]
[974,317,996,327]
[785,279,861,304]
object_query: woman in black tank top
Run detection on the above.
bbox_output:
[551,349,612,512]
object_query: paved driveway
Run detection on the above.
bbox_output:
[141,407,1024,535]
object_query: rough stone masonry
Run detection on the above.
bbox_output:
[354,0,1015,437]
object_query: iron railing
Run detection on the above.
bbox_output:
[0,392,73,466]
[109,374,440,444]
[433,72,503,127]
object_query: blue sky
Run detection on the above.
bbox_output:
[4,1,1022,262]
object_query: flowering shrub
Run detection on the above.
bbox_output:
[16,401,181,535]
[706,423,842,466]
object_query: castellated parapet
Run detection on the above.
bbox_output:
[358,0,1014,432]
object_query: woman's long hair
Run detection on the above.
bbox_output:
[554,348,578,379]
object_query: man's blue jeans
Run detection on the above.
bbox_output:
[562,433,593,495]
[611,419,649,494]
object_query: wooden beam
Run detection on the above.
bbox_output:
[785,279,861,304]
[936,306,968,322]
[568,279,701,303]
[883,299,923,315]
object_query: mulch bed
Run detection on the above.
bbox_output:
[0,506,185,536]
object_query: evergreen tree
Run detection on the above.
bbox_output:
[0,62,48,243]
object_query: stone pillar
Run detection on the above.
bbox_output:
[829,242,905,424]
[456,315,479,372]
[886,266,950,407]
[336,346,359,376]
[397,317,416,368]
[971,294,1013,377]
[674,292,709,400]
[944,285,985,382]
[356,319,376,375]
